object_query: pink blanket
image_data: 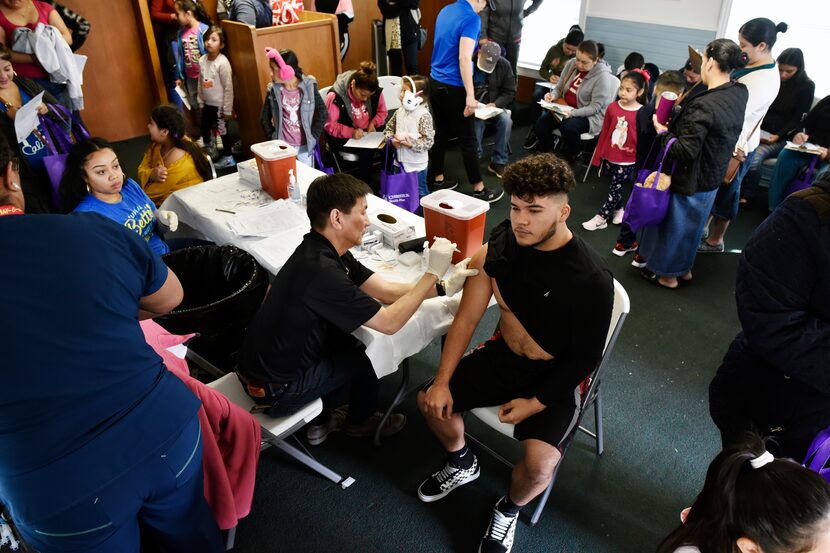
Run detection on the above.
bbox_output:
[141,320,261,530]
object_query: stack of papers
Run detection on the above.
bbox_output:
[785,141,822,154]
[474,103,504,120]
[535,81,556,90]
[226,200,309,238]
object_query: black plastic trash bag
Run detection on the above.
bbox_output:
[155,245,269,372]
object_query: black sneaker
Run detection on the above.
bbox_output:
[430,178,459,192]
[471,187,504,203]
[479,499,519,553]
[487,163,506,179]
[417,455,480,502]
[523,130,538,150]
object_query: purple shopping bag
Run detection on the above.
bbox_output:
[622,137,677,232]
[312,142,334,175]
[380,140,420,213]
[804,424,830,483]
[39,103,90,210]
[785,155,819,196]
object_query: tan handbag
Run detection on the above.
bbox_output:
[723,118,762,185]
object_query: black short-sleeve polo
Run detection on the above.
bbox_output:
[238,231,381,383]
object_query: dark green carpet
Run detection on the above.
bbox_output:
[110,123,769,553]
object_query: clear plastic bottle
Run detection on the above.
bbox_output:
[287,169,301,203]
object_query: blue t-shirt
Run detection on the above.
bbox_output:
[1,89,49,171]
[74,178,169,255]
[0,213,200,522]
[430,0,481,87]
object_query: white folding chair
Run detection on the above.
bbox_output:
[378,75,402,112]
[207,373,355,490]
[464,279,631,525]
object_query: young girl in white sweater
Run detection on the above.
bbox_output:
[384,75,434,197]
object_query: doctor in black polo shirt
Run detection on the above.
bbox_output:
[238,173,477,444]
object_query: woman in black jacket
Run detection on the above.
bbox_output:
[742,48,815,201]
[378,0,420,76]
[638,39,749,289]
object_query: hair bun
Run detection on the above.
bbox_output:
[360,61,377,75]
[738,51,749,68]
[776,22,788,33]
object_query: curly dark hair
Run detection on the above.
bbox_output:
[502,154,575,201]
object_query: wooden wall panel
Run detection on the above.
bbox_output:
[61,0,162,141]
[222,13,341,151]
[340,0,382,72]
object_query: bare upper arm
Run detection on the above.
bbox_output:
[454,245,492,324]
[139,267,183,317]
[48,10,72,46]
[459,37,476,62]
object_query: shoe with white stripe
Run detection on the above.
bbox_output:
[478,498,519,553]
[417,455,480,502]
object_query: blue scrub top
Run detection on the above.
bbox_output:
[0,213,199,523]
[430,0,481,87]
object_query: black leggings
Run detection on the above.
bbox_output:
[428,81,482,185]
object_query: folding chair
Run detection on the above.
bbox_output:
[207,373,355,490]
[378,75,402,112]
[464,279,630,525]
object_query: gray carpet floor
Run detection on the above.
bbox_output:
[110,121,769,553]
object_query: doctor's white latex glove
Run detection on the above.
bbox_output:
[442,257,478,296]
[156,210,178,232]
[425,237,456,278]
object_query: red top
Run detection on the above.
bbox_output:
[592,100,641,166]
[563,70,587,108]
[150,0,177,26]
[0,0,54,79]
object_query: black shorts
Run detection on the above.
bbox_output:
[446,337,583,448]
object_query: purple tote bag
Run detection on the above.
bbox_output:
[379,139,420,213]
[622,137,677,232]
[785,154,820,196]
[40,103,90,209]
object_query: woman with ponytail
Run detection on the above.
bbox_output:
[702,18,788,252]
[740,48,815,202]
[640,39,748,289]
[323,60,388,187]
[138,104,213,206]
[656,433,830,553]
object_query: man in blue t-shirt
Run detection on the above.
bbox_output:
[0,148,223,553]
[429,0,503,204]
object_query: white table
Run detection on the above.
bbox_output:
[162,164,462,442]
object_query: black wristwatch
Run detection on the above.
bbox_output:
[435,280,446,297]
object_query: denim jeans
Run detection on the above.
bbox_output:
[474,110,512,165]
[266,343,379,424]
[742,141,785,199]
[711,150,757,222]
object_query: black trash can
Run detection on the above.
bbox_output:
[155,245,269,373]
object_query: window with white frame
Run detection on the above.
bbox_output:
[517,0,581,74]
[723,0,830,99]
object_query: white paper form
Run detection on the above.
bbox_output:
[226,200,310,238]
[14,91,44,143]
[344,131,386,149]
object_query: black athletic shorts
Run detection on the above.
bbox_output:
[443,337,583,448]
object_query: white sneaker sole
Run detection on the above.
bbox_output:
[582,222,608,231]
[417,468,480,503]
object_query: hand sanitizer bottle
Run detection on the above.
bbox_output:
[287,169,301,203]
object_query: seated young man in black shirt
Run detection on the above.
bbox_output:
[237,173,476,444]
[417,154,614,553]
